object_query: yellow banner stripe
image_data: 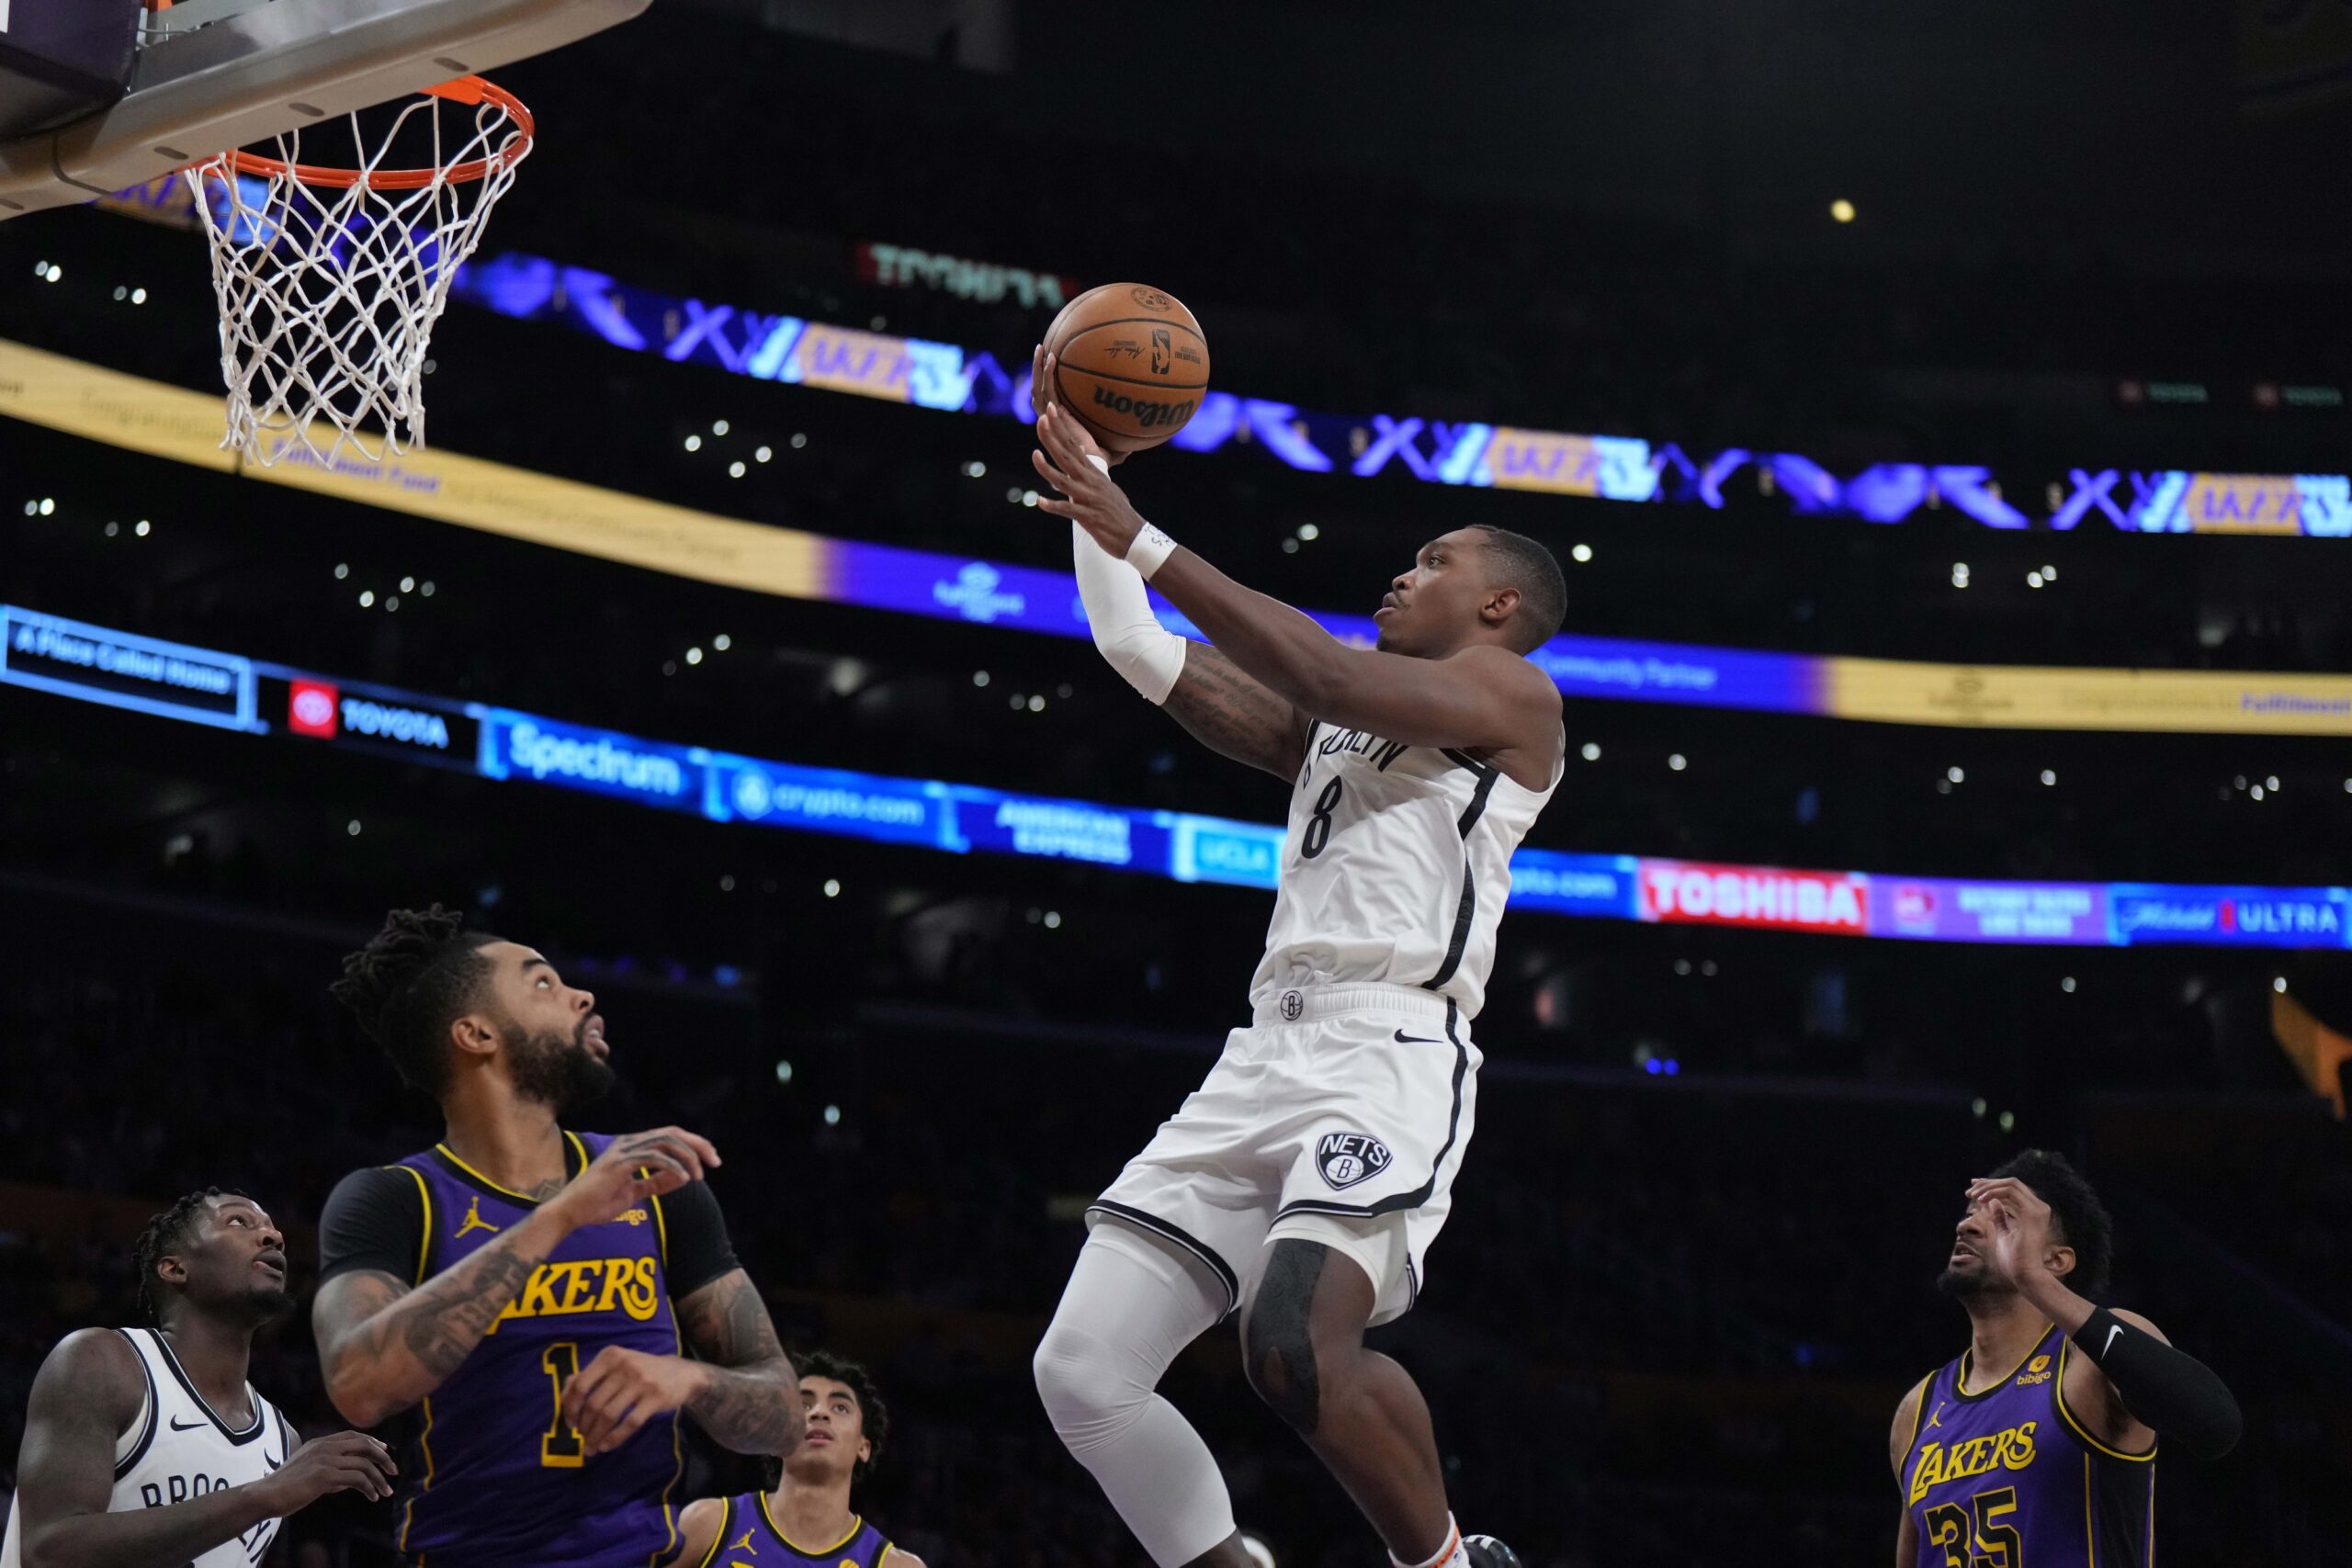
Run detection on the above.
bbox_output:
[0,339,834,602]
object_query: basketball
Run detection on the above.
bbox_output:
[1044,282,1210,454]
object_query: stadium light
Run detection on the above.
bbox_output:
[1830,198,1857,223]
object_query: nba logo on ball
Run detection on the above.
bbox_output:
[288,680,339,739]
[1317,1133,1392,1190]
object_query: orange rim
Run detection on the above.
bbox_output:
[204,77,533,191]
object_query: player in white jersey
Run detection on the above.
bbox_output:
[1025,370,1565,1568]
[4,1189,394,1568]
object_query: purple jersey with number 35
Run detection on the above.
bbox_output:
[390,1131,684,1567]
[1901,1323,2156,1567]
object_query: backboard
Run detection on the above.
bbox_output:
[0,0,650,218]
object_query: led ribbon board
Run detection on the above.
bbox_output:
[6,343,2352,738]
[7,604,2347,951]
[447,251,2352,536]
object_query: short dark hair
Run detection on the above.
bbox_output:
[132,1188,237,1324]
[331,905,501,1097]
[1990,1148,2113,1298]
[780,1349,889,1486]
[1470,525,1566,652]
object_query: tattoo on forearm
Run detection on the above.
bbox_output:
[1164,647,1303,778]
[678,1272,800,1454]
[394,1246,540,1377]
[685,1364,801,1453]
[334,1232,548,1387]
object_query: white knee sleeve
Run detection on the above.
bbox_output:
[1035,1222,1237,1567]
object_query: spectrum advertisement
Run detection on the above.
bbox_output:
[7,342,2352,741]
[7,603,2346,952]
[444,250,2352,536]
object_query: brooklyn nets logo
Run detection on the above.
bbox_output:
[1280,990,1304,1021]
[1317,1132,1392,1190]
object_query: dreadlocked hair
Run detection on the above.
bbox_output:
[761,1348,890,1489]
[331,904,502,1096]
[133,1188,238,1324]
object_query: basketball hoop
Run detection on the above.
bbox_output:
[182,76,533,467]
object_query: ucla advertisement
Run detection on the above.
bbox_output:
[8,604,2347,953]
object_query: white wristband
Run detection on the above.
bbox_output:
[1125,522,1178,580]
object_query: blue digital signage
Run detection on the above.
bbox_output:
[8,604,2346,952]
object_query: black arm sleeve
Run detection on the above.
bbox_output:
[319,1166,427,1284]
[2072,1308,2244,1461]
[660,1179,741,1301]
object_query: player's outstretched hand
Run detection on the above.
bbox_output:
[550,1127,720,1230]
[253,1431,397,1513]
[562,1346,705,1457]
[1033,378,1147,556]
[1031,344,1126,466]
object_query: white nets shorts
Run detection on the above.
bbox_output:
[1088,982,1481,1327]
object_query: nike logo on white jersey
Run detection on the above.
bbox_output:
[1393,1031,1443,1045]
[2104,1324,2124,1355]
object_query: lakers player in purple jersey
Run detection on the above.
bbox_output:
[666,1351,925,1568]
[314,905,804,1567]
[1893,1151,2241,1565]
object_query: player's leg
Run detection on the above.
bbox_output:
[1034,1221,1252,1568]
[1240,1234,1453,1565]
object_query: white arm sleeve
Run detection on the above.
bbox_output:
[1072,521,1188,705]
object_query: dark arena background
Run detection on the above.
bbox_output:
[5,3,2352,1564]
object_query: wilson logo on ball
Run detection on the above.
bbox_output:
[1091,384,1197,429]
[1317,1133,1393,1190]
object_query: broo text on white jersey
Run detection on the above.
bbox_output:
[0,1326,293,1568]
[1249,720,1561,1020]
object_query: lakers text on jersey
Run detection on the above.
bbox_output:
[388,1131,686,1568]
[1902,1324,2155,1566]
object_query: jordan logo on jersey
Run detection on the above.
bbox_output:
[1317,1132,1392,1189]
[455,1195,502,1238]
[729,1528,760,1556]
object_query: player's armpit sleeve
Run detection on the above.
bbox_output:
[661,1179,741,1300]
[1073,522,1187,704]
[318,1166,426,1284]
[2072,1307,2243,1460]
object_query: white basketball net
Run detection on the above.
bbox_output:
[183,84,531,467]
